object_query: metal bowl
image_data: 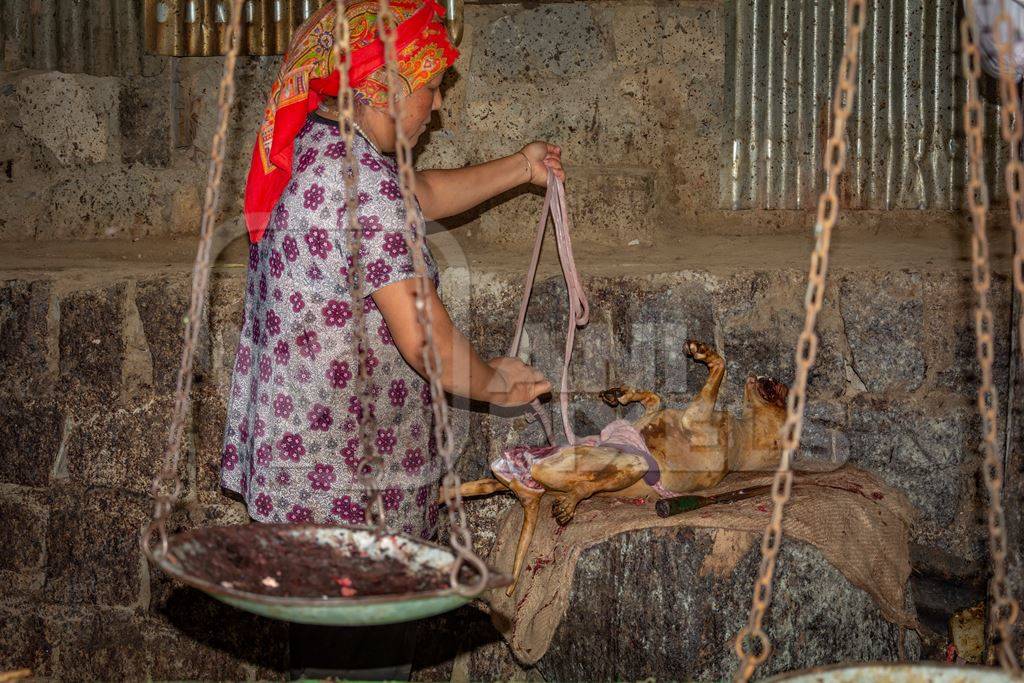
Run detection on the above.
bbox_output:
[152,523,509,626]
[767,662,1019,682]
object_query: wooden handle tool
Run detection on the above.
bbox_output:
[655,486,772,518]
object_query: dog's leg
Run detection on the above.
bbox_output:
[550,469,645,526]
[600,386,662,417]
[506,480,543,597]
[532,447,649,525]
[681,339,725,426]
[437,478,508,505]
[459,478,508,497]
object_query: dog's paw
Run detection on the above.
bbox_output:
[551,498,577,526]
[684,339,715,362]
[599,387,626,406]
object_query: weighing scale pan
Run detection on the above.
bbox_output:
[152,523,509,626]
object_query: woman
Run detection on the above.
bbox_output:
[220,0,562,541]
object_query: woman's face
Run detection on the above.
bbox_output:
[359,71,444,152]
[402,71,444,147]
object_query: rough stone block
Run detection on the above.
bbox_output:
[46,608,147,682]
[193,385,230,506]
[45,164,183,240]
[447,397,499,479]
[46,606,287,681]
[135,274,210,391]
[538,527,916,680]
[839,272,926,393]
[45,485,148,607]
[62,394,191,497]
[208,271,247,390]
[464,81,542,139]
[597,1,661,66]
[661,2,726,67]
[0,609,49,676]
[0,181,47,240]
[931,273,1012,397]
[606,277,716,398]
[0,71,119,166]
[119,76,170,167]
[0,398,62,488]
[0,485,48,574]
[58,283,127,404]
[846,394,983,558]
[799,399,852,470]
[0,279,55,400]
[716,271,846,411]
[470,5,611,85]
[185,56,279,215]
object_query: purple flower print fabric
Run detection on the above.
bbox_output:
[220,115,442,539]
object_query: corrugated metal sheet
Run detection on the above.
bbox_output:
[0,0,147,76]
[720,0,1006,210]
[0,0,326,73]
[144,0,327,56]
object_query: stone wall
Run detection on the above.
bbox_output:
[439,252,1012,566]
[2,229,1016,677]
[0,0,723,245]
[0,266,290,679]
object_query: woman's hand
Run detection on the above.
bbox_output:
[520,141,565,186]
[374,279,551,406]
[484,357,552,407]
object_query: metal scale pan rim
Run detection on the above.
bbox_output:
[766,661,1020,682]
[151,523,510,626]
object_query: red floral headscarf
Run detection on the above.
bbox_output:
[244,0,459,243]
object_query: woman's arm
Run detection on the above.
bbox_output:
[414,142,564,221]
[371,277,551,407]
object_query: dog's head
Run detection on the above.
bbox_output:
[745,375,788,409]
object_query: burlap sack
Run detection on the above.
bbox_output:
[481,465,919,665]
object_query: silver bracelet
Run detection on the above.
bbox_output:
[518,151,532,183]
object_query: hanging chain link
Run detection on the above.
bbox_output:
[964,1,1022,672]
[732,0,865,679]
[994,1,1024,361]
[142,0,247,561]
[376,0,489,593]
[332,0,386,531]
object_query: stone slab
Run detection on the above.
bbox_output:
[119,76,170,167]
[0,71,119,166]
[538,527,918,681]
[135,273,210,391]
[0,279,55,400]
[0,485,48,574]
[58,283,127,405]
[0,398,62,488]
[45,605,287,681]
[62,393,191,498]
[0,485,48,603]
[44,485,149,608]
[0,609,49,677]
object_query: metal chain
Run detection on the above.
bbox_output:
[332,0,386,531]
[141,0,247,561]
[732,0,865,679]
[376,0,489,595]
[965,1,1022,671]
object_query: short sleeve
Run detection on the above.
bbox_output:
[344,140,437,298]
